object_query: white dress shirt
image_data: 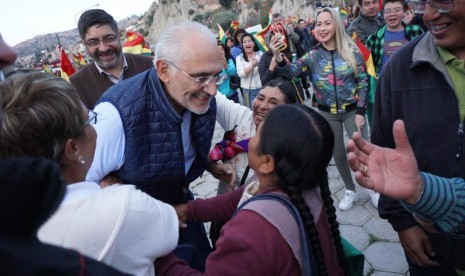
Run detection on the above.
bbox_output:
[86,102,195,183]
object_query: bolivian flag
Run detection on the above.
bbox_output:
[58,45,75,81]
[218,24,227,44]
[230,20,239,30]
[122,31,152,56]
[254,9,273,52]
[72,52,86,66]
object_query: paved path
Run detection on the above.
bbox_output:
[191,111,410,275]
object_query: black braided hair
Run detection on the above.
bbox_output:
[258,104,348,275]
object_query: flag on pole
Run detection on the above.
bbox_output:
[340,8,349,17]
[267,8,273,25]
[230,20,240,30]
[253,9,273,52]
[42,63,52,73]
[122,31,152,56]
[352,33,376,80]
[217,24,227,44]
[352,32,377,105]
[58,45,75,81]
[72,52,86,66]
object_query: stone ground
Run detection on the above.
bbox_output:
[190,98,410,275]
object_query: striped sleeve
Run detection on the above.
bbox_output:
[401,172,465,235]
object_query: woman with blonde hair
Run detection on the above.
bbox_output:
[270,7,378,211]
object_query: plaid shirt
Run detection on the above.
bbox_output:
[366,23,424,74]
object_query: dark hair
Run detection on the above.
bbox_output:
[225,36,234,47]
[258,105,348,275]
[240,33,260,62]
[383,0,407,10]
[78,9,118,40]
[262,78,297,104]
[217,41,234,62]
[0,72,86,165]
[232,28,246,46]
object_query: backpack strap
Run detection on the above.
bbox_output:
[234,193,317,276]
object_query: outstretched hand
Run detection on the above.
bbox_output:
[208,162,237,191]
[346,120,423,204]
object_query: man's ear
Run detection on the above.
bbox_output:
[155,60,170,83]
[256,154,275,175]
[63,138,80,162]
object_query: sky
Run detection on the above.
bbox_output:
[1,0,156,46]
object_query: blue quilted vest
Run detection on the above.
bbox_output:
[97,67,216,204]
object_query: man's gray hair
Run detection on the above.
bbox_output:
[155,21,216,65]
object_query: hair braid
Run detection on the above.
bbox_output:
[258,105,345,275]
[319,170,350,276]
[277,159,328,275]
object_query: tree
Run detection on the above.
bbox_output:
[219,0,233,9]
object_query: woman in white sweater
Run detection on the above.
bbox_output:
[235,33,263,108]
[209,78,298,245]
[0,72,178,276]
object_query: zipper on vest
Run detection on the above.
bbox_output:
[456,123,463,160]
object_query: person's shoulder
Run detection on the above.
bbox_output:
[70,63,96,82]
[124,53,153,67]
[405,24,425,35]
[103,185,172,209]
[348,16,363,30]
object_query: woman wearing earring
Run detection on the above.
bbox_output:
[0,72,178,276]
[236,33,263,108]
[270,7,378,211]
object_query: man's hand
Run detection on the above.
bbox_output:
[173,204,188,228]
[346,120,423,204]
[398,226,439,267]
[208,162,237,191]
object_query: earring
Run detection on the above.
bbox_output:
[78,155,86,165]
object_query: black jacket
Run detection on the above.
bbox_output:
[372,32,465,269]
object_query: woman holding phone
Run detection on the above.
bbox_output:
[270,7,378,211]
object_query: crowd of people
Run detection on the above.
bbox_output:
[0,0,464,274]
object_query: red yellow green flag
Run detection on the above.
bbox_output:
[352,33,376,79]
[217,24,227,44]
[72,52,86,66]
[58,45,75,81]
[122,31,152,56]
[230,20,239,30]
[42,63,52,73]
[254,9,273,52]
[353,32,377,111]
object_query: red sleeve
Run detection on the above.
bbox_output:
[203,210,301,275]
[187,186,246,222]
[155,210,301,275]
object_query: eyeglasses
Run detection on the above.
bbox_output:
[384,8,404,15]
[165,61,227,87]
[85,110,97,125]
[85,35,118,47]
[406,0,454,14]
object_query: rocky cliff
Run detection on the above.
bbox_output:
[144,0,333,44]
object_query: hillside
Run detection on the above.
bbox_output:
[12,0,339,69]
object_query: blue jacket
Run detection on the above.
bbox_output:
[98,67,216,204]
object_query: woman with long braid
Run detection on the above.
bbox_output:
[156,105,346,275]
